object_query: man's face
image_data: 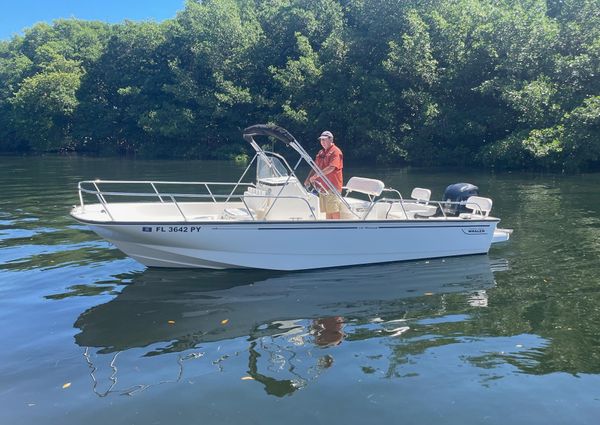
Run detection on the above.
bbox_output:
[320,136,332,149]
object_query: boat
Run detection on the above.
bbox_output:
[70,124,512,270]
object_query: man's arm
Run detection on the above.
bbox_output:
[309,165,337,181]
[304,169,316,186]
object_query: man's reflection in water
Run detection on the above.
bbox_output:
[312,316,345,369]
[313,316,345,347]
[247,316,346,397]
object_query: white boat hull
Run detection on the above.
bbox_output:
[81,219,501,270]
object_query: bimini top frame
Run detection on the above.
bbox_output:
[242,124,357,216]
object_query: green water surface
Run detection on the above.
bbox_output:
[1,156,599,425]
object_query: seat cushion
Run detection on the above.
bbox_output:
[221,208,254,220]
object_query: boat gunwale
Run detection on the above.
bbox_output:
[70,213,501,227]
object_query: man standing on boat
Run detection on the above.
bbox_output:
[304,130,344,219]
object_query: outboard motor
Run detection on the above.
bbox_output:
[442,183,479,216]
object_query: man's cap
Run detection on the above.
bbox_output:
[318,131,334,140]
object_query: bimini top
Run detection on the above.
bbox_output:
[243,124,298,147]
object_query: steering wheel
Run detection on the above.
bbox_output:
[306,179,327,194]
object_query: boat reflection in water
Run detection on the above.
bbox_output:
[75,255,508,397]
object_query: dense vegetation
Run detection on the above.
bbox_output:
[0,0,598,171]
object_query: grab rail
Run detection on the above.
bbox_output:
[78,190,318,222]
[78,180,253,206]
[76,180,491,223]
[344,196,480,221]
[77,180,255,222]
[77,180,318,222]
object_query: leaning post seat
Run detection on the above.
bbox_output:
[344,177,385,198]
[341,177,386,219]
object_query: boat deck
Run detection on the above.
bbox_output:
[71,201,500,224]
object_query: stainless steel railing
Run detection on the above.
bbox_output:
[77,180,489,223]
[77,180,318,222]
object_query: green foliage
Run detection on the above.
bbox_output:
[383,10,438,88]
[562,96,600,170]
[11,68,83,151]
[523,126,564,166]
[501,76,560,127]
[476,131,534,169]
[0,0,599,171]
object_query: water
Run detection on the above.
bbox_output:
[1,156,600,424]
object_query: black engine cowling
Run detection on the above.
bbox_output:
[442,183,479,216]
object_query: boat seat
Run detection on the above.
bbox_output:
[409,188,437,217]
[221,207,255,220]
[386,203,435,220]
[411,187,431,202]
[219,186,269,220]
[221,187,269,220]
[341,177,385,219]
[414,205,437,217]
[386,210,409,220]
[387,201,425,220]
[401,203,437,218]
[244,187,269,212]
[459,196,493,218]
[344,177,385,197]
[344,197,370,209]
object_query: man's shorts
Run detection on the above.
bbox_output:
[319,192,341,214]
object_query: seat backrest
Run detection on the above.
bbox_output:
[411,187,431,202]
[465,196,493,216]
[244,187,269,212]
[260,181,319,220]
[345,177,385,196]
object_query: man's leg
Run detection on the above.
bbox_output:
[326,193,341,219]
